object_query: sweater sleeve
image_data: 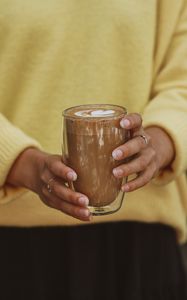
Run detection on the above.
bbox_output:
[143,1,187,184]
[0,113,41,187]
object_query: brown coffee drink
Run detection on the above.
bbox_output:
[62,104,129,215]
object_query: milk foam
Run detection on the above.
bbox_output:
[75,109,115,118]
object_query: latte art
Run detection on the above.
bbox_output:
[75,109,115,118]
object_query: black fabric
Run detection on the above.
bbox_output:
[0,222,187,300]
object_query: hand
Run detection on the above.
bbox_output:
[112,113,175,192]
[6,148,92,221]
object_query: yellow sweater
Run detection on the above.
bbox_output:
[0,0,187,242]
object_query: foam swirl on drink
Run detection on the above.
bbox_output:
[75,109,116,118]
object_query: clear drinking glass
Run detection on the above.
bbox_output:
[62,104,130,215]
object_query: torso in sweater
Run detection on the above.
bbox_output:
[0,0,187,242]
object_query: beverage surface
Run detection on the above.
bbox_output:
[64,105,125,119]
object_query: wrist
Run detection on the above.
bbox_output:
[6,147,47,193]
[145,126,175,171]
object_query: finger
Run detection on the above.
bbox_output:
[42,187,92,221]
[120,113,142,130]
[44,177,89,207]
[121,162,157,192]
[113,148,154,178]
[46,155,77,181]
[112,134,149,160]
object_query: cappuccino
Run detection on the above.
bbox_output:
[62,104,129,215]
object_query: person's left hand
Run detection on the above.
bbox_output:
[112,113,174,192]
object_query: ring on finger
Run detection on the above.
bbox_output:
[135,134,149,145]
[47,177,55,193]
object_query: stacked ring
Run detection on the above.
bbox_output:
[137,134,148,145]
[47,177,55,193]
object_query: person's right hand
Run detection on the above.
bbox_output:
[6,148,92,221]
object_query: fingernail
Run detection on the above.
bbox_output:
[113,168,123,177]
[80,209,90,218]
[122,184,130,192]
[67,171,77,181]
[112,149,123,160]
[78,197,89,206]
[120,119,130,128]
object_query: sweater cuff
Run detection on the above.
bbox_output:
[0,114,41,186]
[142,99,187,185]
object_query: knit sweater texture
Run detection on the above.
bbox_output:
[0,0,187,242]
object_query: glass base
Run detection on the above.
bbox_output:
[88,202,123,216]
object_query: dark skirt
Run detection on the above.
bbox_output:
[0,221,187,300]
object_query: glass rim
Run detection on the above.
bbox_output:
[62,104,127,120]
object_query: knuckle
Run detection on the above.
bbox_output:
[40,172,47,183]
[53,182,61,195]
[66,205,76,217]
[74,207,80,216]
[124,145,130,157]
[132,113,142,126]
[46,155,54,169]
[146,134,152,145]
[139,158,147,170]
[138,137,145,148]
[60,166,67,177]
[47,158,63,177]
[128,181,136,191]
[121,165,130,176]
[135,174,148,189]
[62,188,78,205]
[135,113,142,122]
[67,191,76,203]
[142,172,152,184]
[50,161,59,174]
[136,179,146,189]
[152,164,158,177]
[130,118,137,128]
[152,162,157,172]
[123,169,129,177]
[150,147,156,158]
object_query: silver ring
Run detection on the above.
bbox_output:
[47,177,55,193]
[138,134,148,145]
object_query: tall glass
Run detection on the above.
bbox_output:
[62,104,130,215]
